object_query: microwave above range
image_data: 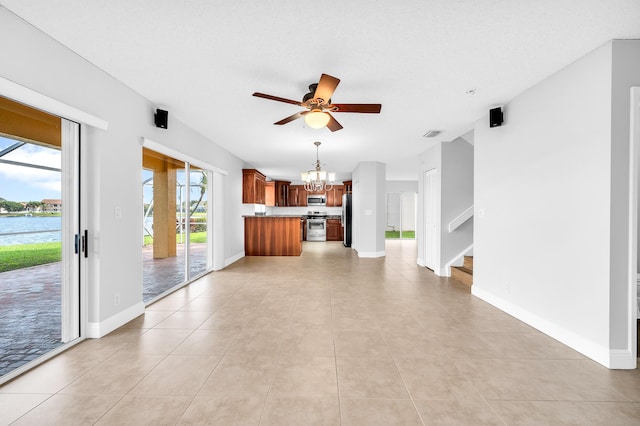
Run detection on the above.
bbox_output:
[307,194,326,206]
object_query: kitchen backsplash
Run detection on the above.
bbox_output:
[266,206,342,216]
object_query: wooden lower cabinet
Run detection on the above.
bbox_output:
[326,219,343,241]
[244,216,302,256]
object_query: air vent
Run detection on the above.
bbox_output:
[423,130,442,138]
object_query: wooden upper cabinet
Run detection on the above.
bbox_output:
[288,185,307,207]
[274,181,290,207]
[243,169,266,204]
[343,180,352,194]
[326,185,345,207]
[264,181,275,206]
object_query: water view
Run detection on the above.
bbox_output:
[0,216,62,246]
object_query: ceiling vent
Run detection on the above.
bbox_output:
[423,130,442,138]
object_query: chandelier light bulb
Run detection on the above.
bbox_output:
[301,142,334,191]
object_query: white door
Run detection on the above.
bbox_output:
[424,169,437,270]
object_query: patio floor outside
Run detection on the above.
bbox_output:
[0,244,207,378]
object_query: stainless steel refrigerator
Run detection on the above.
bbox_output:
[341,193,352,247]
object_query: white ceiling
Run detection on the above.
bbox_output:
[3,0,640,181]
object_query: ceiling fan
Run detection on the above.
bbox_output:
[252,73,382,132]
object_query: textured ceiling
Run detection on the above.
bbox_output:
[2,0,640,181]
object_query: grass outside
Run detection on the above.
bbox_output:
[143,231,207,246]
[0,213,61,217]
[385,230,416,239]
[0,242,62,273]
[0,231,208,273]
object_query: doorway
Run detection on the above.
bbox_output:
[385,192,417,239]
[142,147,212,303]
[0,97,82,383]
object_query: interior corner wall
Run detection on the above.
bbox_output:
[440,138,474,272]
[352,161,386,258]
[0,8,246,335]
[472,41,617,366]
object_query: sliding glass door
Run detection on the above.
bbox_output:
[188,167,208,278]
[385,192,417,239]
[0,96,81,383]
[142,148,211,303]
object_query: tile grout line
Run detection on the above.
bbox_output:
[330,284,344,426]
[254,280,300,426]
[383,334,427,426]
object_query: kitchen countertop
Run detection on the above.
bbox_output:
[242,215,341,219]
[242,215,306,218]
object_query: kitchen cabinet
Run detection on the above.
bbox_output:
[326,185,344,207]
[274,180,290,207]
[343,180,352,194]
[242,169,266,204]
[288,185,307,207]
[265,181,275,206]
[301,219,306,241]
[326,218,343,241]
[244,216,302,256]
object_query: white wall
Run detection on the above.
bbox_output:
[440,138,474,273]
[417,139,473,274]
[610,41,640,350]
[352,161,386,257]
[0,8,246,335]
[473,40,640,368]
[386,180,418,193]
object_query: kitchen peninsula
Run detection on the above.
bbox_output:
[243,215,304,256]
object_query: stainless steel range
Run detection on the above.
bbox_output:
[306,211,327,242]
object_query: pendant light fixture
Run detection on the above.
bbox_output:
[301,141,335,191]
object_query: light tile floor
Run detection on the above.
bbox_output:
[1,240,639,425]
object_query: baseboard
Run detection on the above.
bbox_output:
[225,251,244,267]
[86,302,145,338]
[609,349,637,369]
[438,267,450,277]
[471,286,634,369]
[356,250,385,258]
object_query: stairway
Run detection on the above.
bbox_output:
[451,256,473,288]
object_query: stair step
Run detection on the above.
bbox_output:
[451,265,473,287]
[463,255,473,270]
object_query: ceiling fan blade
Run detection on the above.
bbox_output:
[253,92,304,107]
[326,113,343,132]
[313,74,340,104]
[274,111,307,125]
[331,103,382,113]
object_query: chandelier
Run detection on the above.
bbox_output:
[301,141,335,192]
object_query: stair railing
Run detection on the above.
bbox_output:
[448,204,474,233]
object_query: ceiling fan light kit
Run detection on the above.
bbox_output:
[253,73,381,132]
[304,110,331,129]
